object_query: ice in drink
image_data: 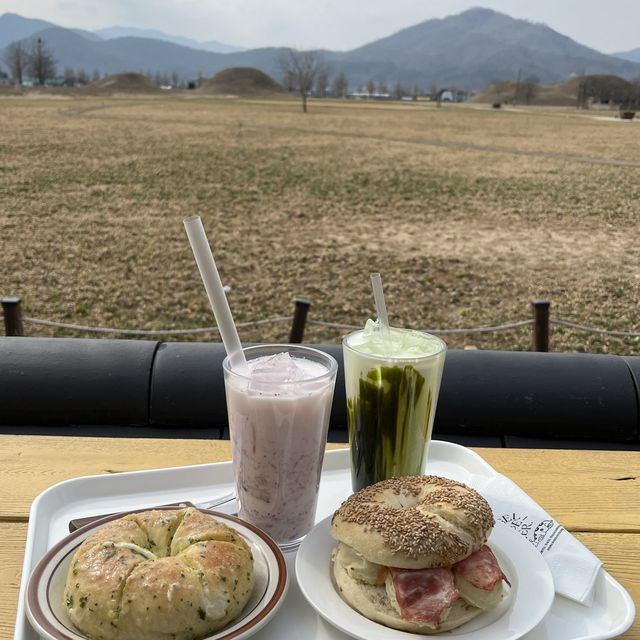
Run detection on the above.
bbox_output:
[223,345,337,548]
[343,320,446,491]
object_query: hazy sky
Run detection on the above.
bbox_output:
[5,0,640,53]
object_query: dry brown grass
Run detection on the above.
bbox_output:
[1,94,639,353]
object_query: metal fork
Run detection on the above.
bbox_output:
[68,491,237,532]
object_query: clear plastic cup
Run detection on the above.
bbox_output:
[342,327,447,491]
[223,344,338,550]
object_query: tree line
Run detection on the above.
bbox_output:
[2,37,189,88]
[3,39,468,108]
[3,38,57,85]
[5,37,640,113]
[278,48,468,112]
[575,74,640,110]
[491,72,640,109]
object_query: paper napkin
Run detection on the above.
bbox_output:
[468,472,602,606]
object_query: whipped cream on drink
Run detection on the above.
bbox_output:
[347,319,445,358]
[225,350,336,546]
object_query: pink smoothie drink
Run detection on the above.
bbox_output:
[223,345,338,548]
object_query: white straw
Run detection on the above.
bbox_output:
[183,216,247,372]
[370,272,391,349]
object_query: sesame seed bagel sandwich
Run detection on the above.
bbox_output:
[331,476,510,634]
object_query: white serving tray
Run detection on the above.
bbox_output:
[14,441,635,640]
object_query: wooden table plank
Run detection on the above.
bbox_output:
[2,436,639,534]
[3,436,638,533]
[475,447,640,533]
[0,522,27,640]
[0,436,346,520]
[0,435,233,520]
[575,532,640,639]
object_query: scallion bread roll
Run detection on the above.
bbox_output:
[64,508,254,640]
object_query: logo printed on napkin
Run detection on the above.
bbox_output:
[467,473,603,606]
[499,513,561,552]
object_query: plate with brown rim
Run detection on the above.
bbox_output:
[25,507,288,640]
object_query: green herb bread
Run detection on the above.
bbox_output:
[64,508,255,640]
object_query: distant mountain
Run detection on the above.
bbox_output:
[339,8,640,88]
[612,48,640,63]
[10,26,233,77]
[0,13,99,48]
[0,22,285,80]
[94,26,243,54]
[0,12,57,47]
[0,14,261,79]
[1,9,639,91]
[71,29,102,42]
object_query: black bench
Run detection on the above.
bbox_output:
[1,337,639,449]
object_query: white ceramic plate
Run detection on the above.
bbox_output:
[296,517,554,640]
[25,507,288,640]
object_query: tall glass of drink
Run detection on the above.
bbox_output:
[223,345,338,550]
[343,320,446,491]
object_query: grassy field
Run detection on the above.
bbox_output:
[1,94,639,353]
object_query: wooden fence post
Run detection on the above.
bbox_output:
[531,299,550,352]
[289,298,311,343]
[2,296,24,336]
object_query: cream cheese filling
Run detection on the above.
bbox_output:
[335,543,386,585]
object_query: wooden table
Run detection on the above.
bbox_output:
[1,435,638,639]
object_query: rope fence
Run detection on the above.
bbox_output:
[19,315,294,336]
[550,319,640,338]
[2,296,640,350]
[307,318,535,333]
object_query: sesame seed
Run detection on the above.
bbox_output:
[332,476,495,563]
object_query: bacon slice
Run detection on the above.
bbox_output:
[390,567,459,622]
[453,545,510,590]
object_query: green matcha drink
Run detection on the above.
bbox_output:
[343,320,447,491]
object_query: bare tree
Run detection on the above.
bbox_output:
[512,74,538,105]
[366,79,375,96]
[315,69,329,98]
[521,75,539,105]
[512,67,522,105]
[378,80,389,95]
[576,68,588,109]
[27,37,56,85]
[63,66,75,85]
[628,76,640,110]
[493,80,511,104]
[393,82,405,100]
[278,48,325,112]
[4,40,28,85]
[92,68,102,82]
[332,72,348,98]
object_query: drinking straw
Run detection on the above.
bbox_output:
[183,215,247,372]
[370,272,392,350]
